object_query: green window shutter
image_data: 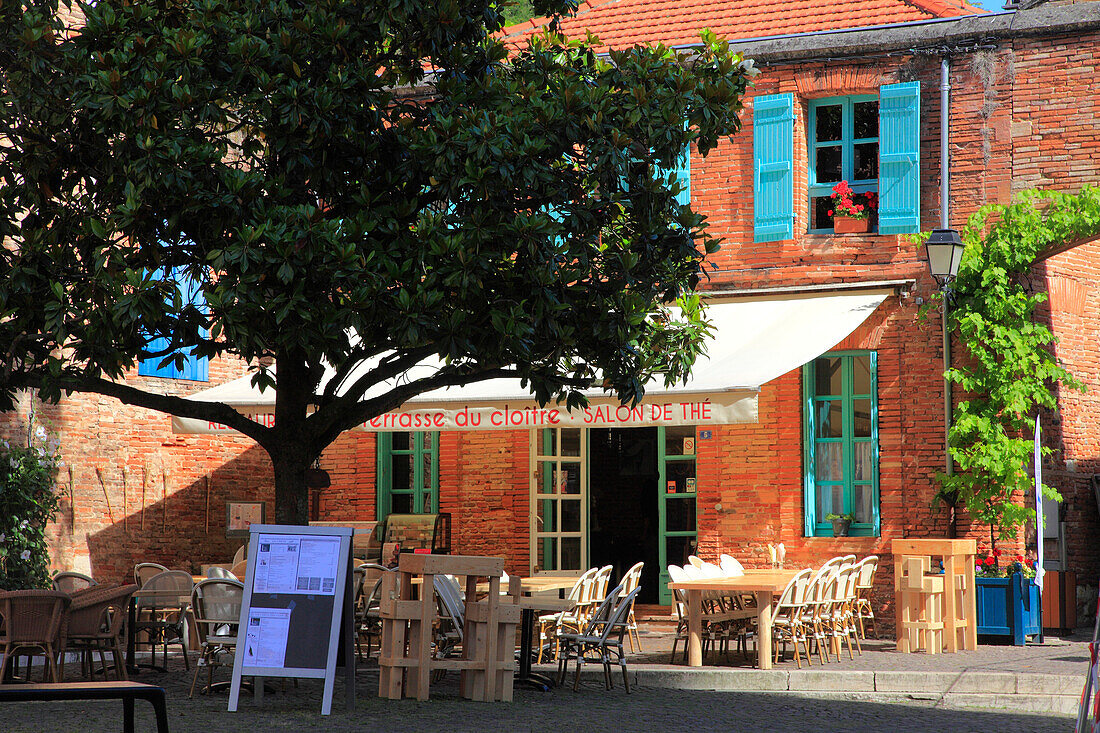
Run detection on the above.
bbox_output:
[138,268,209,381]
[877,82,921,234]
[753,93,795,243]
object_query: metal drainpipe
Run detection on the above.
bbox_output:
[941,56,953,478]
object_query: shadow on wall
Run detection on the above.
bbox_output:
[80,445,275,584]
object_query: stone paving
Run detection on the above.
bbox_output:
[2,622,1091,732]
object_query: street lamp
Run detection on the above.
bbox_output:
[925,228,964,535]
[925,228,965,290]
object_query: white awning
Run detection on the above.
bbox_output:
[172,288,891,433]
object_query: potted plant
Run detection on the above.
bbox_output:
[829,181,877,234]
[974,548,1041,646]
[825,512,855,537]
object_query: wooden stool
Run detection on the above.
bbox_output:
[897,556,944,654]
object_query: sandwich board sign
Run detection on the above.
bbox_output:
[228,524,355,715]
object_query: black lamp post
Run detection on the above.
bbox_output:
[925,228,965,535]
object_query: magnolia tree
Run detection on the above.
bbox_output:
[0,0,755,523]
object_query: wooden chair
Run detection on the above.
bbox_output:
[852,555,879,639]
[61,583,138,681]
[0,590,71,682]
[189,579,244,697]
[133,563,168,587]
[620,561,644,652]
[52,572,97,594]
[229,560,247,580]
[231,544,248,565]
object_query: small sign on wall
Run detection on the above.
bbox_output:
[685,478,696,493]
[666,480,678,494]
[683,437,695,454]
[699,430,712,440]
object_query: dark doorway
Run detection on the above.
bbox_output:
[588,427,660,604]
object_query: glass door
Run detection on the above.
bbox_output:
[657,425,697,605]
[530,428,587,574]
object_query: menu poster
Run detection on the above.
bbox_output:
[243,607,293,668]
[253,534,340,596]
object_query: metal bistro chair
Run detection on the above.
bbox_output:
[557,584,641,693]
[133,563,168,588]
[620,561,644,652]
[189,578,244,697]
[770,568,813,668]
[134,570,193,671]
[52,571,98,594]
[852,555,880,639]
[536,567,598,664]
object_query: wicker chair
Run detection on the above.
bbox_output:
[536,568,597,663]
[557,584,640,693]
[620,561,644,652]
[60,583,138,681]
[52,571,98,594]
[0,590,71,682]
[852,555,880,639]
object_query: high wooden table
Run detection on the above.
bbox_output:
[668,569,800,670]
[891,538,977,652]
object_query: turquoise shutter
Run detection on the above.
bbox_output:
[878,82,921,234]
[753,93,795,243]
[667,144,690,207]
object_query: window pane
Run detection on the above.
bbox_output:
[421,490,433,513]
[561,429,581,457]
[561,462,581,494]
[666,460,696,488]
[391,493,412,514]
[537,537,557,572]
[853,356,871,395]
[853,483,874,524]
[666,497,697,532]
[854,101,878,139]
[666,535,697,569]
[853,442,874,481]
[561,498,581,533]
[812,196,834,230]
[815,104,842,142]
[392,432,411,451]
[422,432,435,450]
[854,142,879,180]
[815,401,843,439]
[542,430,557,457]
[815,442,843,482]
[853,399,872,437]
[815,144,842,183]
[815,484,844,523]
[814,357,843,396]
[392,454,412,491]
[664,426,696,456]
[561,537,582,571]
[537,497,557,532]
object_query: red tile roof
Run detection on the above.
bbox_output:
[502,0,986,53]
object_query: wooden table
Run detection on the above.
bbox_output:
[668,569,800,670]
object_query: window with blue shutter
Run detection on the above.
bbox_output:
[877,81,921,234]
[802,351,879,537]
[655,142,691,207]
[753,93,795,243]
[808,95,879,231]
[138,268,209,381]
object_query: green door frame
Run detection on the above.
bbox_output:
[656,426,697,606]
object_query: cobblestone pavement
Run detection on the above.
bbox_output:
[2,666,1075,733]
[2,622,1088,733]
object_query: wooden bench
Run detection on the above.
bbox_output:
[0,681,168,732]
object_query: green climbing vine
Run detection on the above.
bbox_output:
[936,186,1100,540]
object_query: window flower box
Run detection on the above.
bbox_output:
[975,572,1041,645]
[833,216,870,234]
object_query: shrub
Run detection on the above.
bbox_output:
[0,427,61,590]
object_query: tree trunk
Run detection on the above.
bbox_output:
[271,446,311,525]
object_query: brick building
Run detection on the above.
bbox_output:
[4,1,1099,626]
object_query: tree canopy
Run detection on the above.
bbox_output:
[937,186,1100,539]
[0,0,754,522]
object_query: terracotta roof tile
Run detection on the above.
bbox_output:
[502,0,986,52]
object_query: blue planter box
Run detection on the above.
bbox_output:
[975,573,1041,645]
